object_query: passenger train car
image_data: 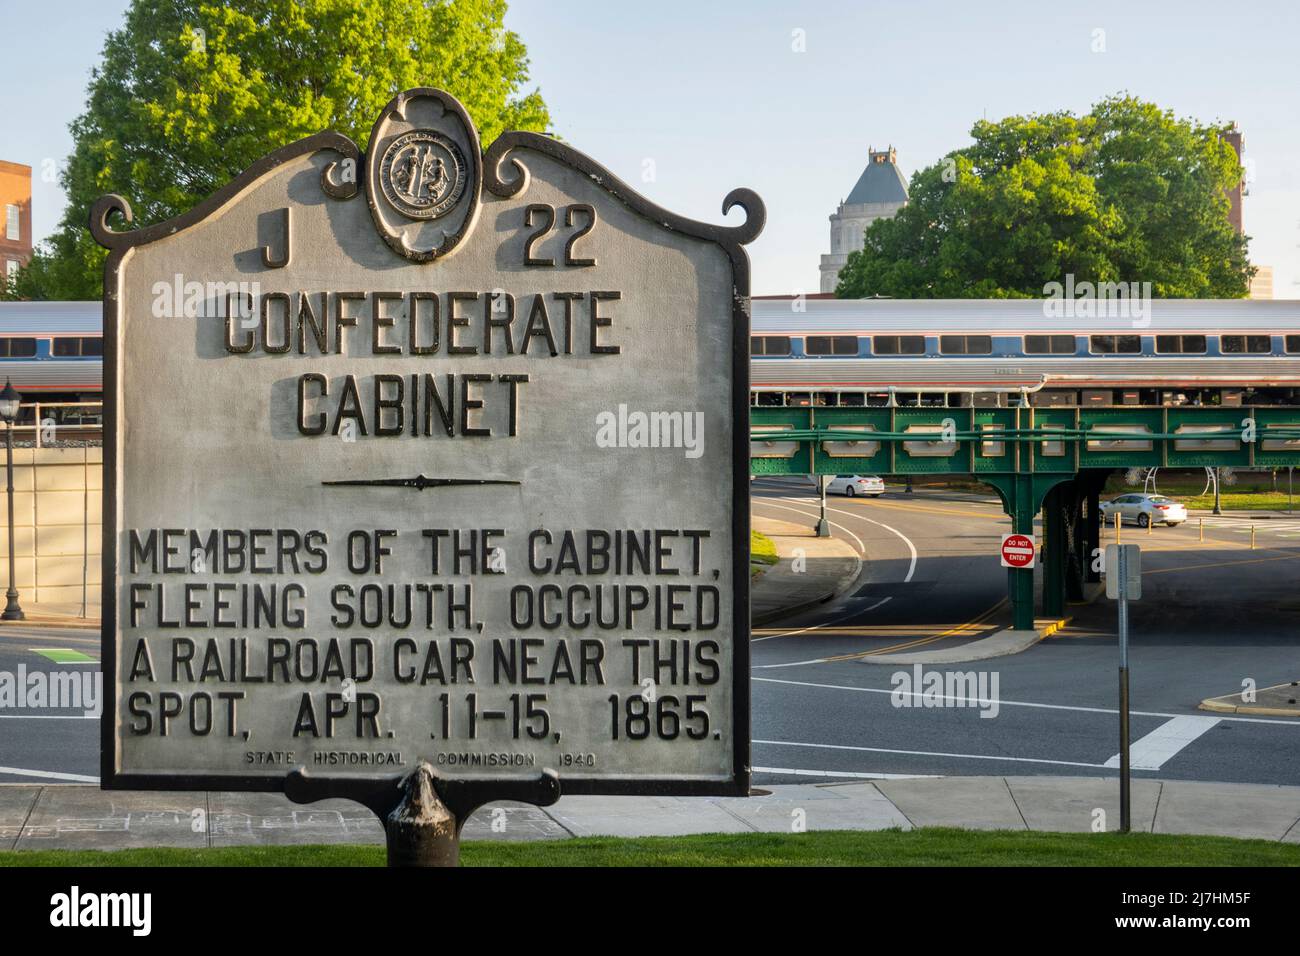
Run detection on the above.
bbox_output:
[3,298,1298,414]
[751,298,1300,408]
[0,301,103,408]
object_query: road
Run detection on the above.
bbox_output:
[0,626,100,783]
[751,479,1300,787]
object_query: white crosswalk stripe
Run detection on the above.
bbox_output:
[1196,518,1300,534]
[1104,716,1221,770]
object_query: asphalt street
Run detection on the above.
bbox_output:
[0,626,100,783]
[751,479,1300,788]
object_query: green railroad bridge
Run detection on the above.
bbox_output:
[750,405,1300,630]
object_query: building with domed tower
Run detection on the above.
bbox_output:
[818,147,909,294]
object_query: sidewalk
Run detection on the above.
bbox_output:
[1185,508,1300,520]
[751,515,860,625]
[4,776,1298,851]
[0,600,99,630]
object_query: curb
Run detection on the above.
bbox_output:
[0,618,100,631]
[752,553,863,628]
[1186,511,1298,520]
[855,616,1069,666]
[1199,683,1300,718]
[753,588,837,627]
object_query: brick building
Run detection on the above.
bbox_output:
[0,161,33,284]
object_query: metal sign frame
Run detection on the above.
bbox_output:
[93,92,764,801]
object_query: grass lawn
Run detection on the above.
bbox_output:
[1177,491,1298,512]
[750,530,778,577]
[3,829,1299,867]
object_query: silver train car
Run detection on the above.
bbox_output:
[4,298,1298,413]
[0,301,103,400]
[750,298,1300,408]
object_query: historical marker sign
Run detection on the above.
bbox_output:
[94,88,763,797]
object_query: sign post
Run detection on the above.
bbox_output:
[816,474,829,537]
[93,87,763,865]
[1105,542,1141,833]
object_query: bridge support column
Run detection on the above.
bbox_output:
[1043,484,1067,618]
[987,473,1076,633]
[1084,482,1101,585]
[1007,474,1036,631]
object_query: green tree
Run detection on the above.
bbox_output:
[836,96,1253,299]
[9,0,549,300]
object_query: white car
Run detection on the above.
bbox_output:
[1100,493,1188,527]
[826,474,885,497]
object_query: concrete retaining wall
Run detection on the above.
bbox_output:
[0,446,100,614]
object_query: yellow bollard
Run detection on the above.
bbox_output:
[1251,525,1256,550]
[1115,512,1121,544]
[1199,517,1204,542]
[1146,512,1153,535]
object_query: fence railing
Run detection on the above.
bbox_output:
[6,401,104,447]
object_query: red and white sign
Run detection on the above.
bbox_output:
[1000,533,1037,569]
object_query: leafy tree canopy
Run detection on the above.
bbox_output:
[835,95,1252,299]
[8,0,549,300]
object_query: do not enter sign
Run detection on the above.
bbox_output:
[1000,533,1037,569]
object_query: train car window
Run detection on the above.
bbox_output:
[940,335,992,355]
[0,338,37,358]
[873,335,925,355]
[52,336,104,357]
[750,335,792,356]
[1155,335,1207,354]
[1089,335,1141,354]
[1220,335,1272,354]
[807,335,858,355]
[1286,335,1300,354]
[1023,335,1076,354]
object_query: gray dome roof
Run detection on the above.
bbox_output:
[845,150,909,206]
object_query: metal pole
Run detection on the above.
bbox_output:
[3,422,23,620]
[816,474,829,537]
[1117,545,1130,834]
[81,445,88,619]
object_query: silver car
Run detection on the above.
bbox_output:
[1100,493,1188,527]
[826,474,885,497]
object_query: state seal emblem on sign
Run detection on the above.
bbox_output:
[364,87,484,262]
[379,130,468,220]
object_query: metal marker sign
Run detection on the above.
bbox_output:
[93,88,763,798]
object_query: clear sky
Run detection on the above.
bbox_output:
[5,0,1297,296]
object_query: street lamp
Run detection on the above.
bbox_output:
[0,379,24,620]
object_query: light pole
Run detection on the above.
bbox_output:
[0,380,24,620]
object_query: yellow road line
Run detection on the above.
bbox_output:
[822,598,1008,661]
[1143,552,1300,576]
[753,625,958,637]
[860,499,1007,521]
